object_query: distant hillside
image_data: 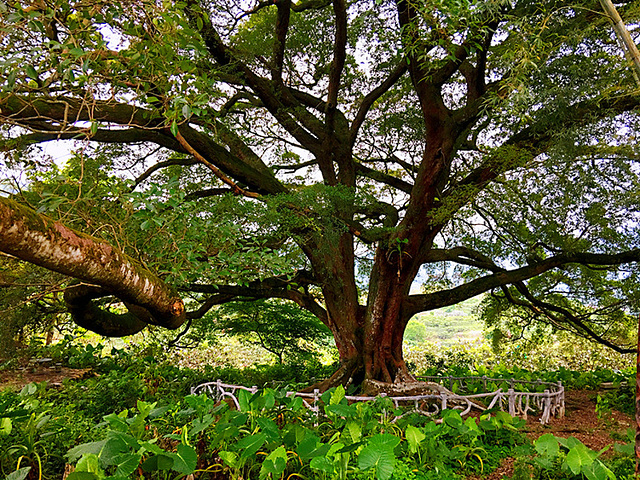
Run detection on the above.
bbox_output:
[405,295,485,346]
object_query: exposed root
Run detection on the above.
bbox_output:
[301,358,363,393]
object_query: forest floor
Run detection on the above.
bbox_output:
[0,366,634,479]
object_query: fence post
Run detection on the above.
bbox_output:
[541,389,551,424]
[482,375,487,390]
[557,381,565,417]
[508,388,516,416]
[441,392,448,411]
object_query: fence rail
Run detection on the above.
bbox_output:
[191,376,564,424]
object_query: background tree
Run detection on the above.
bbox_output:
[212,299,332,365]
[1,0,640,390]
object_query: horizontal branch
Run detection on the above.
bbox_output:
[0,197,186,334]
[404,248,640,318]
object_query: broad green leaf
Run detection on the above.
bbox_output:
[237,433,267,459]
[190,414,215,435]
[310,455,334,473]
[346,421,362,443]
[326,403,356,417]
[358,445,396,480]
[0,417,12,435]
[5,467,32,480]
[583,460,616,480]
[113,453,142,477]
[141,454,174,472]
[405,425,425,453]
[534,433,559,459]
[237,389,251,412]
[99,437,129,465]
[218,451,237,468]
[75,453,103,476]
[170,444,197,475]
[259,446,287,480]
[564,443,594,475]
[330,385,346,405]
[103,413,128,432]
[65,473,98,480]
[367,433,401,450]
[67,441,108,463]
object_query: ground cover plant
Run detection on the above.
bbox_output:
[2,0,640,395]
[0,335,637,480]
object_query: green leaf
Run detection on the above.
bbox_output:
[67,441,108,463]
[103,413,128,432]
[170,444,197,475]
[326,403,356,417]
[0,417,12,435]
[5,467,32,480]
[237,389,251,412]
[170,119,179,137]
[141,454,174,472]
[75,453,103,476]
[218,451,237,468]
[330,385,346,405]
[534,433,559,459]
[310,455,334,474]
[405,425,425,454]
[99,437,129,465]
[25,65,38,79]
[358,445,396,480]
[564,442,595,475]
[259,446,287,480]
[113,453,142,477]
[65,473,99,480]
[614,442,634,456]
[346,421,362,443]
[583,460,616,480]
[237,432,267,459]
[367,433,401,450]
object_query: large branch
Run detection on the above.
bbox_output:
[510,282,635,354]
[184,269,329,323]
[0,197,186,335]
[0,93,285,195]
[403,248,640,318]
[184,1,326,151]
[434,92,640,231]
[349,61,408,146]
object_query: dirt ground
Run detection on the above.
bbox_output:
[0,367,634,480]
[468,389,634,480]
[0,363,93,390]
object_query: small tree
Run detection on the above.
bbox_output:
[214,300,332,364]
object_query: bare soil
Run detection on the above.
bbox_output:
[468,389,634,480]
[0,364,93,390]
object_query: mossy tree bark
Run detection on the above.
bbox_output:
[0,197,185,336]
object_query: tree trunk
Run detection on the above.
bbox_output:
[0,197,186,336]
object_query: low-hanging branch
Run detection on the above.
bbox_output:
[0,197,186,335]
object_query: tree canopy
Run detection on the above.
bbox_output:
[1,0,640,388]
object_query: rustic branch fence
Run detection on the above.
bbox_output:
[191,375,564,424]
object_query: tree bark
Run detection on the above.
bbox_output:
[0,197,186,336]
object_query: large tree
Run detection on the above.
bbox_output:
[1,0,640,389]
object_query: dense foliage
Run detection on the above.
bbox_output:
[2,0,640,386]
[0,340,637,480]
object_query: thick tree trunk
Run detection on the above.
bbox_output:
[0,197,186,336]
